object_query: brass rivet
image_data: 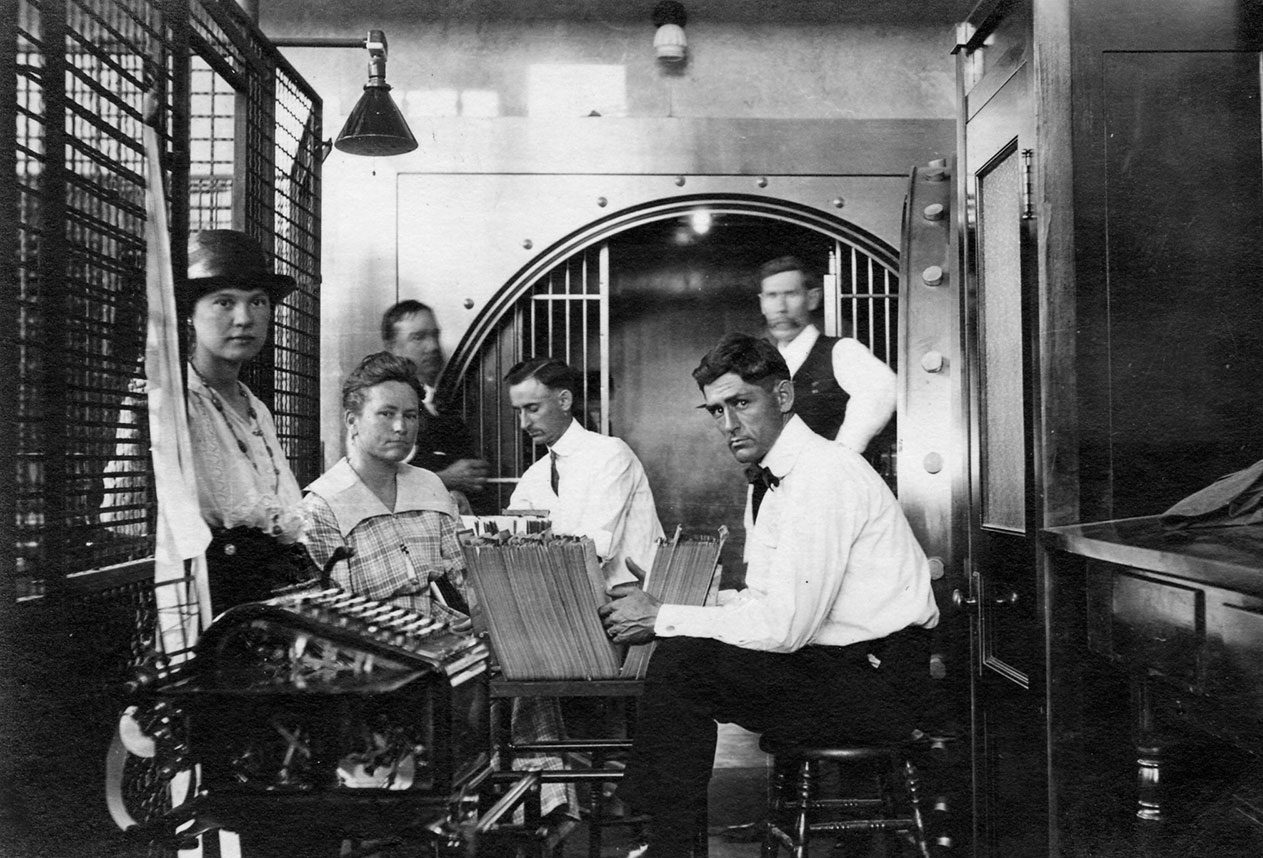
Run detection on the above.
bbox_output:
[923,203,945,221]
[832,196,845,209]
[922,265,944,286]
[924,452,944,474]
[597,196,608,207]
[522,239,533,250]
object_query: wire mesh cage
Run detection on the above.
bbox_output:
[6,0,322,652]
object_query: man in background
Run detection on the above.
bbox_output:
[758,255,896,460]
[381,300,491,512]
[505,357,663,595]
[600,333,938,856]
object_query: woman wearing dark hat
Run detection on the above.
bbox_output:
[183,229,311,614]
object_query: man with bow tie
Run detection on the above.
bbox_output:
[599,333,939,857]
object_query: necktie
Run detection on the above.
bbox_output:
[745,464,780,523]
[550,449,560,496]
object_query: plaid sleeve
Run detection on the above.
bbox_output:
[301,494,350,588]
[438,512,467,585]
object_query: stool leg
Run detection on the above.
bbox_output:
[902,758,931,858]
[792,760,815,858]
[762,758,788,858]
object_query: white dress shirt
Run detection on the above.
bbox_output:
[777,324,897,452]
[509,419,664,591]
[654,415,938,651]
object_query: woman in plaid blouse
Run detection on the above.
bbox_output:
[303,352,469,621]
[302,351,575,821]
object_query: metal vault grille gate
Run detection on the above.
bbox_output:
[457,245,610,513]
[5,0,321,624]
[453,234,897,510]
[828,239,899,370]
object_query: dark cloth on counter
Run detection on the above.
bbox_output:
[205,526,321,617]
[622,628,931,855]
[1161,457,1263,530]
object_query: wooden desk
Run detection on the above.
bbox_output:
[1043,516,1263,823]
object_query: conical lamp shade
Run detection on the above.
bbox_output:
[335,86,418,157]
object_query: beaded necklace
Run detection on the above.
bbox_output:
[190,362,281,494]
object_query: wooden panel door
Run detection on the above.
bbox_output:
[958,4,1050,853]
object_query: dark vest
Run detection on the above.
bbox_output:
[791,333,849,439]
[409,408,476,474]
[407,404,494,515]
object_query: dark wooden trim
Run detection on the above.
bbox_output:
[960,0,1019,52]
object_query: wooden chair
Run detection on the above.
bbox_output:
[760,740,932,858]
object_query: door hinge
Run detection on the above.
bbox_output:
[1021,148,1035,220]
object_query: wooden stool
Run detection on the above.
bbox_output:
[760,741,931,858]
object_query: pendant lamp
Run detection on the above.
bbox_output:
[334,30,418,157]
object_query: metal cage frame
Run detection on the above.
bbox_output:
[4,0,322,653]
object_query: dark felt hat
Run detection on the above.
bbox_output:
[181,230,297,303]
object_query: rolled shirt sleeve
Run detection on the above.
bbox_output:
[831,338,897,453]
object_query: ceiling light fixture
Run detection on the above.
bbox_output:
[652,1,688,64]
[272,30,418,158]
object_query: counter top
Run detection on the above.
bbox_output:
[1042,515,1263,597]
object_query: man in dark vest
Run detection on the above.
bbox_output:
[758,255,896,464]
[381,300,491,513]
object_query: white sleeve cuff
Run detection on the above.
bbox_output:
[654,603,716,638]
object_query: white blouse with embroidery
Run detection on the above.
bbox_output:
[187,367,304,543]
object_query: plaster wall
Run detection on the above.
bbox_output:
[258,4,958,466]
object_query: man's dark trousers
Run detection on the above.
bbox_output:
[622,629,929,855]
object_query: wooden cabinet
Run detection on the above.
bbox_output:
[952,0,1262,853]
[1046,518,1263,828]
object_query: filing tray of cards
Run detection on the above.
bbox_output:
[460,527,726,680]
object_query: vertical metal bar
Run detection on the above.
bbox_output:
[824,242,838,337]
[849,246,859,339]
[580,252,589,412]
[866,254,875,347]
[564,261,573,366]
[169,0,191,333]
[231,80,248,231]
[1,0,20,608]
[545,271,553,358]
[509,304,522,476]
[40,0,70,591]
[528,274,536,358]
[599,243,610,435]
[884,268,894,365]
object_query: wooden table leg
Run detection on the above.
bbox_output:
[1132,677,1165,823]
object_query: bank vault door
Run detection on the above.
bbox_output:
[450,214,899,552]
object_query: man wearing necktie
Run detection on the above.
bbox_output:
[505,357,664,596]
[600,333,939,857]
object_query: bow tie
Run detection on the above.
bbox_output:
[745,465,779,524]
[745,465,780,490]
